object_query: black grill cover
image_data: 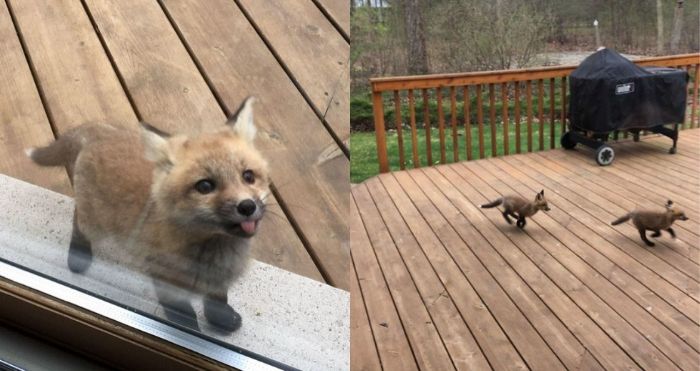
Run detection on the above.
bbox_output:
[568,48,688,133]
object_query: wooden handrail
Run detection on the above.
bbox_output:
[370,53,700,92]
[372,53,700,173]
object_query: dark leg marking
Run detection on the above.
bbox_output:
[666,227,676,239]
[502,211,513,224]
[161,299,200,331]
[67,211,92,273]
[650,230,661,238]
[516,216,526,229]
[204,294,241,333]
[639,228,655,247]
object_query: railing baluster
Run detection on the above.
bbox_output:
[408,89,420,167]
[437,88,446,163]
[450,86,458,161]
[549,77,556,149]
[477,84,485,159]
[489,83,497,156]
[422,89,431,166]
[464,86,472,160]
[692,64,699,128]
[526,81,533,153]
[537,79,544,151]
[501,82,509,156]
[514,82,521,154]
[393,91,405,170]
[372,91,389,173]
[561,77,567,135]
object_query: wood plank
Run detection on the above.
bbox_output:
[408,90,419,167]
[537,79,544,151]
[392,171,565,370]
[82,0,322,283]
[422,89,431,166]
[433,165,639,370]
[532,151,700,255]
[526,81,533,152]
[553,144,700,227]
[437,88,446,163]
[512,154,700,276]
[350,249,382,371]
[393,91,405,170]
[354,182,455,370]
[501,82,509,156]
[0,1,70,194]
[409,169,606,370]
[350,190,418,371]
[9,0,136,132]
[466,160,695,369]
[312,0,349,39]
[463,86,472,161]
[480,157,700,323]
[160,0,347,287]
[236,0,349,142]
[488,83,496,156]
[450,87,458,162]
[363,178,491,371]
[379,173,528,370]
[476,84,484,158]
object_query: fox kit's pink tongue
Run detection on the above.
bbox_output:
[241,221,256,234]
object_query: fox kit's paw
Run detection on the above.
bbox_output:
[161,300,200,332]
[204,297,242,333]
[67,238,92,273]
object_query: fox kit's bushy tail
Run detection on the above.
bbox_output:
[27,125,114,174]
[480,198,503,208]
[611,213,632,225]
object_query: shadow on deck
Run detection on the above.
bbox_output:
[351,129,700,370]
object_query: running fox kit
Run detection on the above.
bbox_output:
[480,190,551,228]
[611,200,688,246]
[28,97,268,332]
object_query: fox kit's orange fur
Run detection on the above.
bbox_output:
[28,97,268,332]
[480,190,550,228]
[611,200,688,247]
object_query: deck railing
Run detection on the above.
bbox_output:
[371,53,700,173]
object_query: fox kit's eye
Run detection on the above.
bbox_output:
[194,179,216,194]
[242,170,255,184]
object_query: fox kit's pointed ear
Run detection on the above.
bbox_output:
[666,200,674,208]
[140,122,172,166]
[540,189,545,196]
[227,96,257,143]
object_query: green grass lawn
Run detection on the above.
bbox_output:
[351,122,565,183]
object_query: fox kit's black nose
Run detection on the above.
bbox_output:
[237,199,257,216]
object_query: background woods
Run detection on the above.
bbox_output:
[351,0,699,120]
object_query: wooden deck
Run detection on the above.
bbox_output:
[351,130,700,370]
[0,1,349,289]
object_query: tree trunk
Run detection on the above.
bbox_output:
[656,0,664,54]
[669,0,684,53]
[403,0,428,74]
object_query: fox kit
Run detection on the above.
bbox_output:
[480,190,550,228]
[611,200,688,247]
[28,97,268,332]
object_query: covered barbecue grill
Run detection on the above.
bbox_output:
[561,48,688,165]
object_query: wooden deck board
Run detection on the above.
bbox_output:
[0,0,71,195]
[0,0,346,287]
[236,0,350,144]
[160,0,348,288]
[353,131,700,370]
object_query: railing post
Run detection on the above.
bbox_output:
[372,90,390,173]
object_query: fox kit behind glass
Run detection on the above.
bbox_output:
[27,97,269,332]
[480,190,550,228]
[611,200,688,247]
